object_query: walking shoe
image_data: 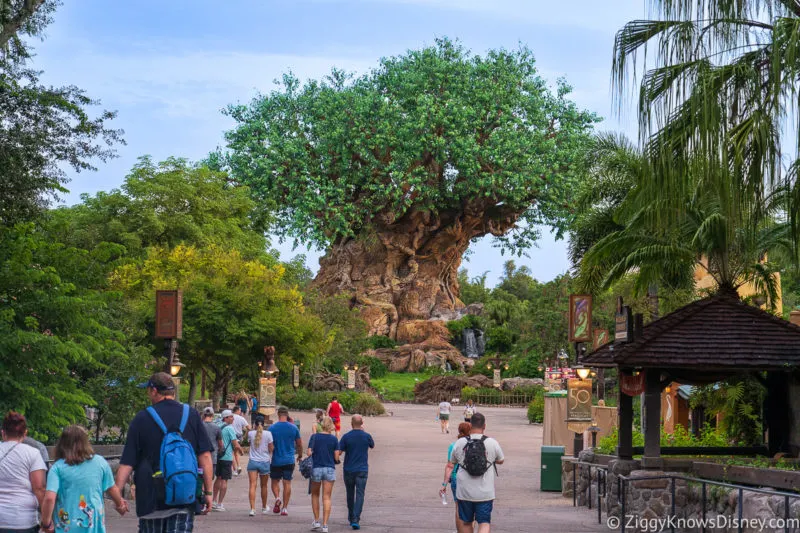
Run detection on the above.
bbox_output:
[249,509,255,517]
[272,499,282,514]
[237,467,242,475]
[321,526,328,533]
[351,523,360,530]
[281,508,289,516]
[311,520,321,531]
[213,504,226,512]
[262,507,269,515]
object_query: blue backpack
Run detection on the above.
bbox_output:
[147,404,198,506]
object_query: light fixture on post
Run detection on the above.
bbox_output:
[169,355,185,377]
[575,366,591,380]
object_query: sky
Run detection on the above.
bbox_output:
[33,0,645,287]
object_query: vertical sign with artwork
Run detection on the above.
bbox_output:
[259,377,277,417]
[493,369,501,389]
[592,329,610,350]
[292,364,300,389]
[566,378,593,433]
[568,295,592,343]
[347,369,356,390]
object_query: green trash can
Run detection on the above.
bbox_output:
[540,445,565,492]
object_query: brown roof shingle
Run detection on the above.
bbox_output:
[583,291,800,371]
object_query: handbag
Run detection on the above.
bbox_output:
[299,455,313,479]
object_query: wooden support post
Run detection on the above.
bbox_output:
[617,378,634,460]
[642,370,663,469]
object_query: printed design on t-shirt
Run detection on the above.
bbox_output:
[75,495,95,528]
[57,508,70,531]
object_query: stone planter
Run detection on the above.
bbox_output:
[693,461,800,492]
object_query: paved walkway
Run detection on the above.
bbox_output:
[106,404,607,532]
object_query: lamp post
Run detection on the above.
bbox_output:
[344,362,359,390]
[485,354,508,389]
[169,354,185,401]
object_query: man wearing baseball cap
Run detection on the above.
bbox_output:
[202,407,223,481]
[212,409,244,511]
[115,373,214,533]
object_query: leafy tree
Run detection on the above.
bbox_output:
[0,224,141,442]
[111,244,331,406]
[224,38,596,343]
[46,157,266,259]
[0,0,59,60]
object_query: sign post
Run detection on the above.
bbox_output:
[493,369,501,389]
[258,377,277,419]
[292,364,300,390]
[155,290,183,373]
[566,377,593,457]
[347,369,356,390]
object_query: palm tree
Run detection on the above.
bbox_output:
[613,0,800,244]
[575,134,790,311]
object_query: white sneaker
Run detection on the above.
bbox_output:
[213,504,226,512]
[321,525,328,533]
[249,509,255,517]
[311,521,321,531]
[262,508,269,515]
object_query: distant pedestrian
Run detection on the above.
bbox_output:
[338,414,374,530]
[23,435,50,468]
[246,415,274,516]
[202,408,223,476]
[268,406,303,516]
[440,422,471,532]
[438,400,452,434]
[311,409,324,434]
[326,397,343,438]
[213,410,244,511]
[40,425,128,533]
[115,373,214,533]
[231,406,250,475]
[235,391,251,419]
[0,411,47,533]
[249,395,259,425]
[307,417,339,533]
[449,413,504,533]
[463,399,476,422]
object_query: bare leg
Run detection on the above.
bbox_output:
[477,522,491,533]
[213,477,222,504]
[282,479,292,509]
[322,480,334,526]
[271,477,281,500]
[311,481,321,522]
[217,479,228,505]
[248,471,258,510]
[260,475,269,509]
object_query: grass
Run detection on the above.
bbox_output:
[371,372,429,402]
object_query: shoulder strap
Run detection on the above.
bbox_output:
[480,435,488,443]
[147,406,168,434]
[0,442,20,468]
[178,404,190,433]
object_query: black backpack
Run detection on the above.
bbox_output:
[460,436,496,477]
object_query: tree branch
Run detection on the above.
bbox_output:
[0,0,46,50]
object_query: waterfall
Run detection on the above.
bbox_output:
[462,328,485,358]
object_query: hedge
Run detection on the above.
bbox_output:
[278,388,386,416]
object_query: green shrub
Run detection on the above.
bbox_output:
[279,388,384,416]
[351,394,386,416]
[366,335,397,350]
[446,314,483,339]
[596,424,728,455]
[322,354,388,379]
[527,391,544,423]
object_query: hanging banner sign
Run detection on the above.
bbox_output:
[593,329,610,350]
[615,306,633,342]
[566,378,593,421]
[347,369,356,390]
[568,295,593,342]
[155,290,183,339]
[620,371,646,396]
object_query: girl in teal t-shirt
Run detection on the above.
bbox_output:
[41,426,127,533]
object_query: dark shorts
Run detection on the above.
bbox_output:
[0,527,39,533]
[439,414,449,421]
[216,459,233,480]
[457,499,493,524]
[137,512,193,533]
[270,463,295,481]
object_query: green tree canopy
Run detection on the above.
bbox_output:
[225,38,597,251]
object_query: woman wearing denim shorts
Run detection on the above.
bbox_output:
[306,417,340,532]
[246,415,274,516]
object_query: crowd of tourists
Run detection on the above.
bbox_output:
[0,373,504,533]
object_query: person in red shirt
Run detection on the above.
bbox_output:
[326,397,343,438]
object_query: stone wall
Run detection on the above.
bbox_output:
[563,456,800,532]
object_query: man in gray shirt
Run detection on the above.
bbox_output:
[23,436,50,467]
[202,407,223,468]
[449,413,504,533]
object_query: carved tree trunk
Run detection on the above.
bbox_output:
[313,208,516,346]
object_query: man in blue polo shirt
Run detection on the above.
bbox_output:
[338,414,375,530]
[115,373,214,533]
[268,406,302,516]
